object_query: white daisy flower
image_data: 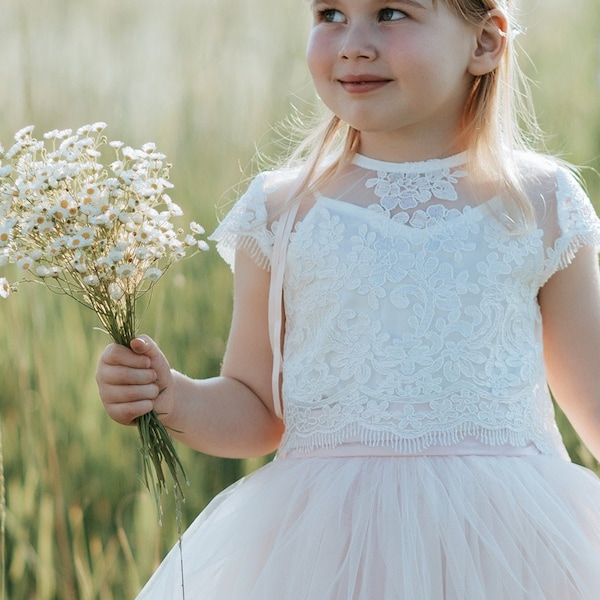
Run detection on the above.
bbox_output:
[108,282,124,301]
[0,223,13,246]
[190,222,205,235]
[144,268,163,282]
[116,264,136,279]
[36,266,51,278]
[0,278,10,298]
[83,274,100,287]
[17,256,34,271]
[96,256,114,270]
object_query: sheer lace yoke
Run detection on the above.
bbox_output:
[310,152,500,230]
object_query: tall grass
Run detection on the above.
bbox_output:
[0,0,598,597]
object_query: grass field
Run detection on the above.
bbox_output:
[0,1,599,597]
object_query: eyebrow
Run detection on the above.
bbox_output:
[311,0,427,9]
[380,0,428,8]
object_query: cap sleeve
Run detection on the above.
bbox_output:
[209,172,275,271]
[543,167,600,280]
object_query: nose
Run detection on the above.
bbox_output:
[338,21,377,61]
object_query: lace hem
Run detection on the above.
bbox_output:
[541,231,600,287]
[208,171,276,272]
[280,422,567,458]
[210,231,272,272]
[540,166,600,284]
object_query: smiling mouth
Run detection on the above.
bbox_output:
[338,77,391,93]
[338,79,390,94]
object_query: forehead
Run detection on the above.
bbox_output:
[308,0,503,34]
[310,0,436,6]
[308,0,494,16]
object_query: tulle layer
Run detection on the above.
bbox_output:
[137,454,600,600]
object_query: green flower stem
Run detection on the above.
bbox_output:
[104,309,189,525]
[136,409,189,523]
[136,403,189,598]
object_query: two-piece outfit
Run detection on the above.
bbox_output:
[138,152,600,599]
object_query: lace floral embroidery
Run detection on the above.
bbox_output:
[210,158,600,457]
[365,163,467,214]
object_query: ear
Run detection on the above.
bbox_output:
[468,9,508,77]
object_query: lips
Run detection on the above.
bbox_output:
[337,74,392,93]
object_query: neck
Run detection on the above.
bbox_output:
[356,129,468,164]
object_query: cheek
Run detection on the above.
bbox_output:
[305,29,332,82]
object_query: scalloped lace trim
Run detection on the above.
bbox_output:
[280,423,565,457]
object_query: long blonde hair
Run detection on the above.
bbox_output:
[283,0,539,227]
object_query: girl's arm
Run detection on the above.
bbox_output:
[539,245,600,461]
[96,249,285,458]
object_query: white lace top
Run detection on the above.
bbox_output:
[210,152,600,458]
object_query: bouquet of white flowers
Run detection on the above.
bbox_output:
[0,122,208,519]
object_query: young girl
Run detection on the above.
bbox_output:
[96,0,600,598]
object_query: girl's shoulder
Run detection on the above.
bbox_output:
[515,151,563,188]
[516,152,600,263]
[513,152,594,226]
[209,166,305,271]
[242,166,305,220]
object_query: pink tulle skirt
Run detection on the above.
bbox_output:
[136,450,600,599]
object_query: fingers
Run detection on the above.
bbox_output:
[96,367,160,426]
[103,396,155,426]
[99,341,152,369]
[97,364,157,389]
[96,336,171,426]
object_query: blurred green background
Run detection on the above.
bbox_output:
[0,1,599,598]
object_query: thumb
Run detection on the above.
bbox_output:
[130,335,172,380]
[130,334,160,359]
[130,335,173,411]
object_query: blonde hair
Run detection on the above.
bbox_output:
[284,0,539,227]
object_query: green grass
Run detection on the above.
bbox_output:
[0,0,599,597]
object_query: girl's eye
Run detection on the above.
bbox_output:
[378,8,407,21]
[318,9,345,23]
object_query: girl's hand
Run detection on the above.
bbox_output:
[95,335,174,426]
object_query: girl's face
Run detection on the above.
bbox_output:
[306,0,481,161]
